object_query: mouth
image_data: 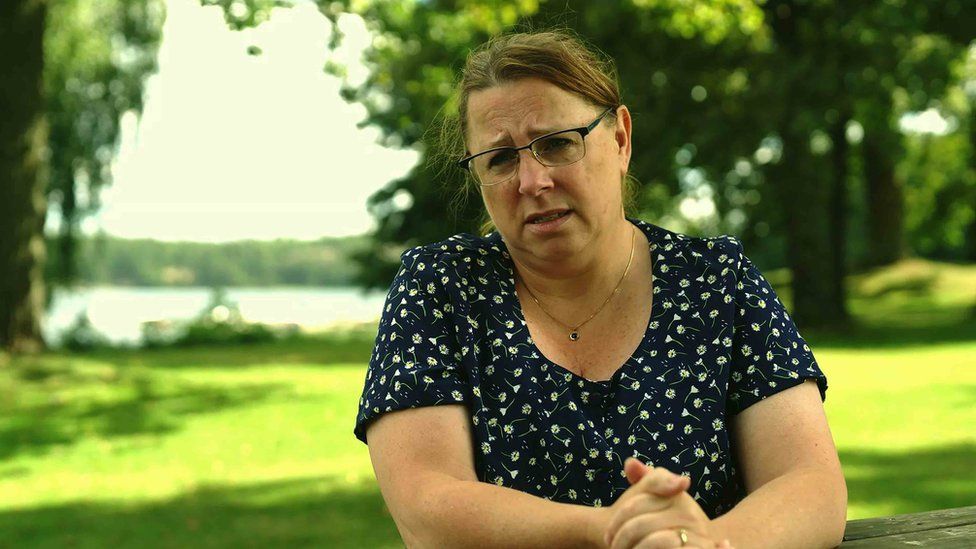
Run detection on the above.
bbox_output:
[526,209,573,224]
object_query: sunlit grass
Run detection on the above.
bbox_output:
[0,334,396,548]
[817,341,976,519]
[0,261,974,546]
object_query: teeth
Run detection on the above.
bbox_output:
[533,211,566,223]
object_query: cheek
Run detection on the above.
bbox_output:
[480,187,515,222]
[580,145,624,212]
[581,139,612,175]
[580,144,618,188]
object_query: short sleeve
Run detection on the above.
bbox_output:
[723,237,828,416]
[353,250,469,444]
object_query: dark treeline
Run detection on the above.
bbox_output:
[44,234,367,288]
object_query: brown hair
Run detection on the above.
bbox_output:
[436,30,639,235]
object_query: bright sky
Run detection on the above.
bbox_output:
[77,0,418,242]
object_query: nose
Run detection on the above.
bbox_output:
[515,149,554,197]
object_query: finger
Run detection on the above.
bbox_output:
[633,466,689,497]
[625,457,651,485]
[622,459,688,497]
[605,493,671,546]
[650,474,689,498]
[609,513,699,549]
[630,528,710,549]
[610,513,660,549]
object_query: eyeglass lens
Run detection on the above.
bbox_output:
[472,130,585,185]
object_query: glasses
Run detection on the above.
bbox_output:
[458,107,614,187]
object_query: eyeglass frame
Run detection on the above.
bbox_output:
[457,106,616,187]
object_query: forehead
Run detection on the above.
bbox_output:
[465,78,594,151]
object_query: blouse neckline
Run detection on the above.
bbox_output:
[489,218,668,389]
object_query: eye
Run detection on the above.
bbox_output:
[537,136,573,154]
[487,149,518,169]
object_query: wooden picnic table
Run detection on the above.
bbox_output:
[840,504,976,547]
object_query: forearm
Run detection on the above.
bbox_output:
[710,467,848,549]
[402,478,604,549]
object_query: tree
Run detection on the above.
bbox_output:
[0,0,48,353]
[210,0,975,329]
[0,0,163,352]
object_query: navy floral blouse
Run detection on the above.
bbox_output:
[354,218,828,519]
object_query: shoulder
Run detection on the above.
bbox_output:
[403,231,503,262]
[634,219,745,273]
[396,231,506,287]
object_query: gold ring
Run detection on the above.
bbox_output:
[677,528,688,546]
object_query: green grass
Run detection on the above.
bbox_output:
[0,333,399,548]
[1,260,974,547]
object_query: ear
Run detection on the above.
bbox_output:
[614,105,633,178]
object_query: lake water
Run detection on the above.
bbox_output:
[44,286,387,347]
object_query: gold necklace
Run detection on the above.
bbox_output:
[519,225,637,342]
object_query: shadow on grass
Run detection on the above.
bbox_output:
[841,441,976,518]
[0,476,402,549]
[0,376,292,462]
[805,318,976,350]
[4,439,976,548]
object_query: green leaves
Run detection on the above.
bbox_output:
[44,0,165,283]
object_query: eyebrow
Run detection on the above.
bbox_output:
[482,125,564,150]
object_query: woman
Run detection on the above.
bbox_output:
[354,31,847,549]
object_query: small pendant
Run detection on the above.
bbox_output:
[569,331,580,342]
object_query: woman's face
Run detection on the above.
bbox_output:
[465,78,632,264]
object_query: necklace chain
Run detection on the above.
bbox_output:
[518,225,637,342]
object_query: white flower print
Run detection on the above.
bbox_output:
[355,221,826,518]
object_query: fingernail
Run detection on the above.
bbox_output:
[668,476,682,488]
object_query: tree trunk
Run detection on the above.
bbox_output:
[862,134,905,266]
[829,115,849,319]
[769,133,848,330]
[0,0,48,353]
[967,105,976,262]
[764,0,848,330]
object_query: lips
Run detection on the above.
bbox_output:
[526,209,572,224]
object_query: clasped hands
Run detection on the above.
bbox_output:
[597,457,735,549]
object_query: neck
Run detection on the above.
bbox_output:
[510,218,641,305]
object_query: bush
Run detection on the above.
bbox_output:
[141,287,281,348]
[59,312,112,352]
[175,319,277,347]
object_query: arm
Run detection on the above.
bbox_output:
[711,380,848,549]
[366,403,606,548]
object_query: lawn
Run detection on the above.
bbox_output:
[1,259,974,547]
[0,335,396,548]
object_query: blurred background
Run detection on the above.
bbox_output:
[1,0,974,547]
